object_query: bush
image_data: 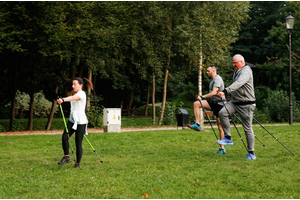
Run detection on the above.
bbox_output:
[171,92,194,108]
[5,90,56,118]
[138,105,161,117]
[159,102,176,125]
[254,85,270,110]
[159,101,184,125]
[253,109,270,124]
[0,124,6,132]
[34,91,57,118]
[263,90,299,122]
[86,95,104,128]
[0,107,10,119]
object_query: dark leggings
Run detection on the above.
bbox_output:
[62,121,86,163]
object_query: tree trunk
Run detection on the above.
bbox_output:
[27,86,35,131]
[70,56,77,79]
[9,55,18,131]
[93,74,97,95]
[198,33,204,127]
[159,19,172,126]
[86,69,92,112]
[78,59,84,78]
[45,86,59,130]
[152,73,156,125]
[159,34,172,125]
[27,54,35,131]
[145,82,150,116]
[158,69,169,125]
[128,89,133,115]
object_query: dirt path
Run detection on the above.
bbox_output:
[0,123,291,136]
[0,126,179,136]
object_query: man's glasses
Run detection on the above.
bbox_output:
[233,61,240,64]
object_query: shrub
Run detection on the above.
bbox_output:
[159,101,183,125]
[263,90,299,122]
[86,95,104,128]
[171,92,194,107]
[253,109,270,124]
[0,124,6,132]
[138,105,161,117]
[0,107,10,119]
[34,91,56,118]
[254,85,270,110]
[5,90,56,118]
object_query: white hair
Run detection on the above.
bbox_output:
[233,54,245,63]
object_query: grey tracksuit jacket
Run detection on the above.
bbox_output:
[224,65,255,104]
[219,65,256,152]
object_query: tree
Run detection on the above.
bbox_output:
[231,2,291,64]
[178,1,249,126]
[255,2,300,99]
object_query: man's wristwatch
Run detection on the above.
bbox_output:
[201,95,205,99]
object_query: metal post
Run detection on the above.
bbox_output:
[289,31,293,125]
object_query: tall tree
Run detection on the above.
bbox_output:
[179,1,249,125]
[231,1,291,64]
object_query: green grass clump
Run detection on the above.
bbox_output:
[0,125,299,198]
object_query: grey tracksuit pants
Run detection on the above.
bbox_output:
[219,101,256,152]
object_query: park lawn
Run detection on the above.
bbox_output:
[0,124,299,199]
[0,116,177,132]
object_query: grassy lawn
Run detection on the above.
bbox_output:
[0,124,299,198]
[0,116,178,132]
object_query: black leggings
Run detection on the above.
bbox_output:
[62,121,86,163]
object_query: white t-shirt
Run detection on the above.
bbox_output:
[69,90,88,125]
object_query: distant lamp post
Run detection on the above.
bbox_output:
[285,13,295,125]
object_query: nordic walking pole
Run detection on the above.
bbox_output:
[220,99,248,152]
[84,135,103,163]
[197,96,218,140]
[59,103,75,161]
[233,114,265,147]
[253,117,294,156]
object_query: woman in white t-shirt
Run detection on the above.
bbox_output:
[56,77,93,168]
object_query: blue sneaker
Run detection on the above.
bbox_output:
[246,153,256,160]
[216,137,233,145]
[187,122,201,131]
[216,147,226,155]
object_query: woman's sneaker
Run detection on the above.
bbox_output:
[187,122,201,131]
[74,163,81,168]
[216,147,226,155]
[58,156,71,165]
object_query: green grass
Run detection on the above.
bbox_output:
[0,124,299,198]
[0,116,178,132]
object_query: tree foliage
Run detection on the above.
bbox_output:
[0,2,250,125]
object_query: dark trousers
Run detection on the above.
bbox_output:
[62,121,86,163]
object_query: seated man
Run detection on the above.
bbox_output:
[187,65,226,155]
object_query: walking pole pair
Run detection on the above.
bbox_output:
[58,97,103,163]
[219,99,248,152]
[252,117,294,156]
[220,97,294,156]
[197,96,218,140]
[233,114,265,147]
[59,103,75,162]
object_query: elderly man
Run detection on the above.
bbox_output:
[216,54,256,160]
[187,64,226,155]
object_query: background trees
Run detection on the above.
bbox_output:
[0,1,299,130]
